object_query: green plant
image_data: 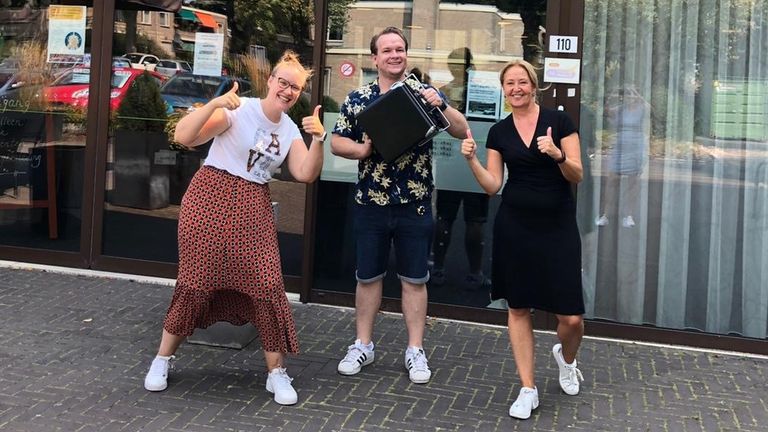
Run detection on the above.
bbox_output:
[114,71,168,132]
[165,110,186,150]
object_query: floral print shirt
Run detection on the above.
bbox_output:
[333,78,438,206]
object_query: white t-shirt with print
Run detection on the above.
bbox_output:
[204,97,301,184]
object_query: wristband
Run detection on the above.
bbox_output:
[313,131,327,142]
[556,149,566,164]
[438,100,448,112]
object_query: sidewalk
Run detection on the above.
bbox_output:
[0,264,767,431]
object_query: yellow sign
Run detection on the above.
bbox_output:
[49,5,85,21]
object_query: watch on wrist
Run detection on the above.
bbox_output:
[556,149,567,164]
[438,100,448,112]
[314,131,327,142]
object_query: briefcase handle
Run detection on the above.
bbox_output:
[393,73,451,136]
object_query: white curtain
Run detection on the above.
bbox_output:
[579,0,768,338]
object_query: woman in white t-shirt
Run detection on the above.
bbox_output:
[142,51,326,406]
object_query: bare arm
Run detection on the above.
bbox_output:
[536,127,583,183]
[330,133,373,160]
[443,105,469,139]
[174,81,241,148]
[461,129,504,195]
[556,133,583,183]
[287,105,326,183]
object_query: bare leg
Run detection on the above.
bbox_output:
[401,280,427,347]
[508,308,535,388]
[555,314,584,364]
[264,351,284,371]
[158,329,186,357]
[356,280,383,345]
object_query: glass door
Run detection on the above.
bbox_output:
[314,0,561,317]
[0,2,94,254]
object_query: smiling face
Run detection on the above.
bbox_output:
[372,33,408,81]
[267,65,306,112]
[501,65,537,110]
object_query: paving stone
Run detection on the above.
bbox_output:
[0,267,767,431]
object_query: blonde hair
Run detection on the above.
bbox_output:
[271,50,314,86]
[499,59,539,91]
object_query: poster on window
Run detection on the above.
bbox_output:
[193,33,224,77]
[465,70,501,120]
[47,5,87,63]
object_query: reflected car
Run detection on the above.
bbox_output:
[123,53,160,71]
[155,59,192,78]
[160,73,251,110]
[0,67,52,101]
[45,67,165,111]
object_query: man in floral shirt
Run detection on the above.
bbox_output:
[331,26,468,384]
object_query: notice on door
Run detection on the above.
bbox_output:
[543,58,581,84]
[47,5,87,63]
[193,33,225,77]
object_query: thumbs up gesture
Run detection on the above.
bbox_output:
[212,80,240,111]
[302,105,326,141]
[536,127,561,160]
[461,129,477,160]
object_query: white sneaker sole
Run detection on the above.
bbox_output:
[337,354,374,376]
[266,381,298,405]
[144,380,167,392]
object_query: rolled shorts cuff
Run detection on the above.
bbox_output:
[356,270,386,284]
[398,271,430,285]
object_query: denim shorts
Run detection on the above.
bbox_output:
[354,201,434,284]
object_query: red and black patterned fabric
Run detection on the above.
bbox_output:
[163,166,299,354]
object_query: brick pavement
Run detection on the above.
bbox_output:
[1,265,767,431]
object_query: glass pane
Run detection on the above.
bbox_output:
[316,1,548,308]
[102,2,313,277]
[0,2,92,251]
[580,0,768,339]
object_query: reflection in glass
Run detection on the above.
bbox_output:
[316,0,547,308]
[0,3,91,252]
[580,0,768,339]
[102,2,311,276]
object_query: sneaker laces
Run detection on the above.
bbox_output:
[409,349,429,372]
[270,367,293,385]
[149,355,174,375]
[564,362,584,384]
[342,344,367,363]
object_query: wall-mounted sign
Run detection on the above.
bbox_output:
[543,58,581,84]
[549,35,578,54]
[339,61,355,78]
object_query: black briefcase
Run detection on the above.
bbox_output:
[356,74,450,162]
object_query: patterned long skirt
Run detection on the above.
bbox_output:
[163,165,299,354]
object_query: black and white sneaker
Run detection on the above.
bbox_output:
[337,339,374,375]
[404,347,431,384]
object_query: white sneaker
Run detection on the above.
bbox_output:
[404,347,431,384]
[266,367,298,405]
[622,215,636,227]
[337,339,374,375]
[509,386,539,419]
[144,355,173,392]
[552,343,584,395]
[595,214,609,226]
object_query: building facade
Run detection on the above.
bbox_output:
[0,0,766,354]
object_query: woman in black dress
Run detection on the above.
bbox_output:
[461,59,585,420]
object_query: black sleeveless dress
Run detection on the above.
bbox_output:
[486,107,585,315]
